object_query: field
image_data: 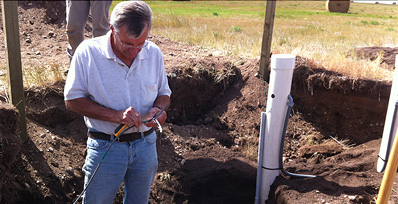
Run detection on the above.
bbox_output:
[2,1,397,88]
[146,1,398,80]
[0,1,398,204]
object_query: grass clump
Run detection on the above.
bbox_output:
[22,62,65,88]
[0,66,10,102]
[231,26,242,32]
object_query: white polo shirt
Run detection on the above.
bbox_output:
[64,31,172,134]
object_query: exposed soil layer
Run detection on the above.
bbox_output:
[292,59,391,145]
[1,2,398,204]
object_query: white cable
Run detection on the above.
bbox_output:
[154,118,162,133]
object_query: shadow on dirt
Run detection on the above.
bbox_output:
[18,139,70,204]
[0,102,75,204]
[153,157,257,204]
[167,60,242,126]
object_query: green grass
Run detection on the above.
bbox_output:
[113,1,266,17]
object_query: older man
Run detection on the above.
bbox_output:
[64,1,171,203]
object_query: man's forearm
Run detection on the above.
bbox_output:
[65,97,118,123]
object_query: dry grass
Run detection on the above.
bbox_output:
[0,61,66,98]
[240,136,259,161]
[149,1,398,81]
[0,66,10,102]
[22,61,65,88]
[152,14,263,58]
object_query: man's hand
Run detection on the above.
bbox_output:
[144,107,167,128]
[116,107,142,127]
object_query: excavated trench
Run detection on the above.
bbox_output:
[0,55,393,203]
[0,59,243,203]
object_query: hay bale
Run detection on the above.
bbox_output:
[326,0,350,13]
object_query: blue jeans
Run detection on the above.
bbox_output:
[82,131,158,204]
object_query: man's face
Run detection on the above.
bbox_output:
[111,25,149,61]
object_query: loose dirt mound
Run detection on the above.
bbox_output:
[355,47,398,70]
[1,2,398,204]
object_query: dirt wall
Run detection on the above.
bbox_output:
[0,102,21,203]
[291,57,391,145]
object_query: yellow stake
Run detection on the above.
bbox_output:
[377,130,398,204]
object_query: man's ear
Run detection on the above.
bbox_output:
[110,25,115,33]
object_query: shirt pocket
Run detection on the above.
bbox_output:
[141,82,157,108]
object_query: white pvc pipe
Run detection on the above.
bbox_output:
[378,55,398,173]
[257,54,295,203]
[255,112,267,204]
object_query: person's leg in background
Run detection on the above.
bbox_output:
[90,0,112,38]
[66,0,90,59]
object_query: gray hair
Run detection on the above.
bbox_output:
[110,1,152,38]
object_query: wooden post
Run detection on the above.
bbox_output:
[259,0,277,83]
[1,0,28,143]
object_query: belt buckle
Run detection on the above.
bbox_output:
[117,136,126,143]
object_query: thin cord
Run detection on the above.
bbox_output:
[73,125,129,204]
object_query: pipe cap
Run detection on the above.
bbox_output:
[271,54,296,70]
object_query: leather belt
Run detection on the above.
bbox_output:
[88,128,154,143]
